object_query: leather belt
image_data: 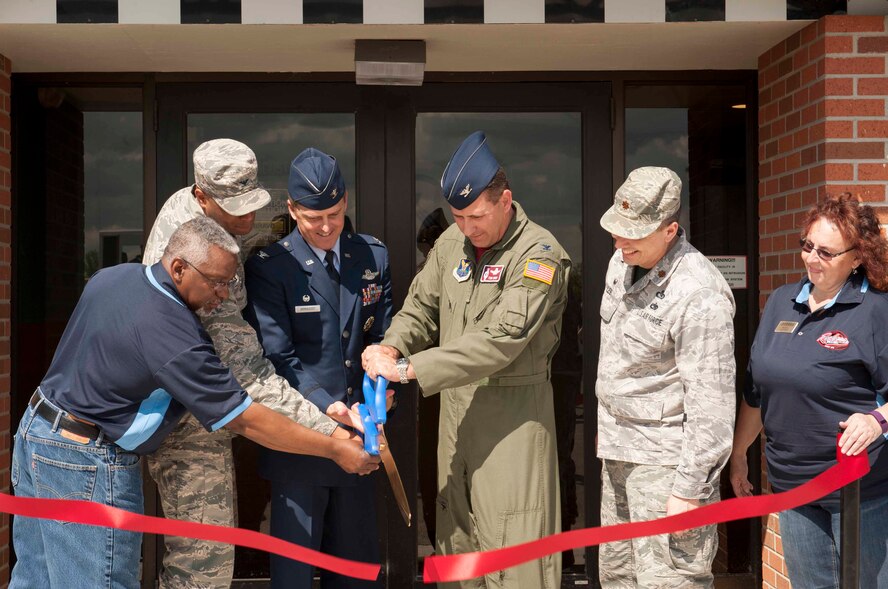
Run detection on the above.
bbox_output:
[30,390,101,441]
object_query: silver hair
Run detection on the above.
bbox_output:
[161,216,240,266]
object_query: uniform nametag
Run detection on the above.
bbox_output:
[774,321,798,334]
[294,305,321,314]
[480,265,504,283]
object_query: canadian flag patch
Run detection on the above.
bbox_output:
[817,330,850,350]
[480,265,504,283]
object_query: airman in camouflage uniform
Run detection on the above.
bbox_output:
[596,167,736,588]
[363,132,568,589]
[143,139,342,589]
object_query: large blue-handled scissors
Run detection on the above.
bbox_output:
[357,373,387,455]
[357,373,412,526]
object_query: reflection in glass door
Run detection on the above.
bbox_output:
[187,114,357,256]
[181,113,356,580]
[414,113,586,571]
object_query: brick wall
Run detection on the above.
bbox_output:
[757,15,888,588]
[0,52,11,587]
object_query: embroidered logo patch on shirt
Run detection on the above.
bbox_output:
[480,265,504,283]
[453,258,472,282]
[817,330,850,350]
[523,260,555,285]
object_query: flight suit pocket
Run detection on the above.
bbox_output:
[486,508,546,588]
[492,288,528,336]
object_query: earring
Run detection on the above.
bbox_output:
[853,267,858,275]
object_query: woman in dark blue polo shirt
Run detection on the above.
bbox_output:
[730,193,888,589]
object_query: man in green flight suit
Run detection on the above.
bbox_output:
[363,131,570,589]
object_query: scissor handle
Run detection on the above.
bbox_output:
[362,373,389,425]
[358,404,379,456]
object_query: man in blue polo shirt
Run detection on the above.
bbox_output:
[9,217,379,589]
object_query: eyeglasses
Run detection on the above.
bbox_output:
[799,239,855,261]
[181,258,240,291]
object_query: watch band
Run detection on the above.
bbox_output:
[868,409,888,434]
[396,358,410,384]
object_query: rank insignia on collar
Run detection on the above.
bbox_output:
[362,269,380,281]
[453,258,472,282]
[305,259,315,266]
[344,252,351,258]
[258,251,269,259]
[363,316,375,332]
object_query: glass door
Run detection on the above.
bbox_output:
[155,83,370,585]
[154,81,613,587]
[378,82,613,587]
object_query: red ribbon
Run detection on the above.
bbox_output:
[0,493,380,581]
[423,451,870,583]
[0,449,869,585]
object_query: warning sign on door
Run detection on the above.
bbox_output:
[707,256,747,289]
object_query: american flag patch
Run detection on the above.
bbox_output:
[523,260,555,285]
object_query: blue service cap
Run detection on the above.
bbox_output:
[440,131,500,210]
[287,148,346,210]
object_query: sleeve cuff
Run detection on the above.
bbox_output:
[671,478,715,500]
[306,388,336,414]
[211,396,253,432]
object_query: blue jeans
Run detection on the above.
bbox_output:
[779,495,888,589]
[10,398,144,589]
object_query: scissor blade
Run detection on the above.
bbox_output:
[378,428,412,527]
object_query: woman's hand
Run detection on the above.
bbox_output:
[730,452,754,497]
[838,412,883,456]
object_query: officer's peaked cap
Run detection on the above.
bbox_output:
[288,147,346,210]
[440,131,500,210]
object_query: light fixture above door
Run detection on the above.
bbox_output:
[355,40,426,86]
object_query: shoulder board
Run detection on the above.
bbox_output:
[254,242,289,262]
[347,232,386,248]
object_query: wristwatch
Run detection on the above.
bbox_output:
[395,358,410,384]
[868,409,888,434]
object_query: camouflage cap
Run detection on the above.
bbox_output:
[193,139,271,217]
[600,166,682,239]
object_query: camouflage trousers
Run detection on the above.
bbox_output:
[599,460,718,588]
[147,414,237,589]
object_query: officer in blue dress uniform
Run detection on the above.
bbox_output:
[244,148,392,589]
